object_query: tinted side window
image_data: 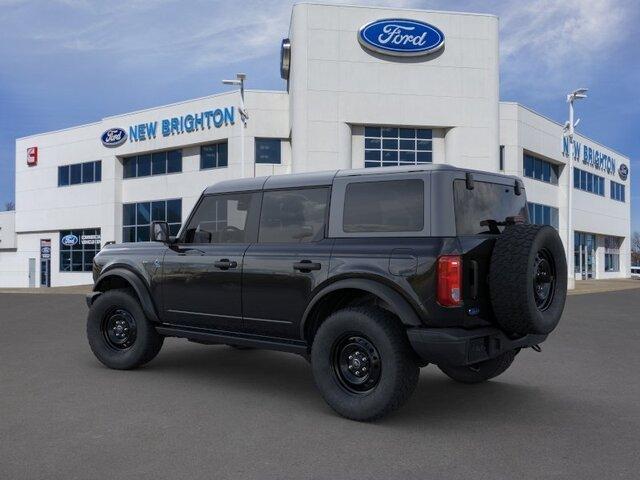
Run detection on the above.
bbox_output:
[343,180,423,233]
[259,188,329,243]
[453,180,528,235]
[184,193,259,244]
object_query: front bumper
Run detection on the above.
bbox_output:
[407,326,547,367]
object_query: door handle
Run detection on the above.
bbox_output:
[293,260,321,272]
[214,259,238,270]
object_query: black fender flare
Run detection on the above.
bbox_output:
[300,278,422,339]
[91,267,160,323]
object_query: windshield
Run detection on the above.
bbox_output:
[453,179,528,235]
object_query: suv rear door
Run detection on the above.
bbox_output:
[160,192,261,331]
[241,186,332,339]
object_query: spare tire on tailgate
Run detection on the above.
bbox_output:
[489,224,567,336]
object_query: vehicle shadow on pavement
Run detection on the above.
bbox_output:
[112,340,580,427]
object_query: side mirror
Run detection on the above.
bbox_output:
[151,221,170,243]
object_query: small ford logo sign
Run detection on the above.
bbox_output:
[358,18,444,57]
[61,234,78,246]
[619,163,628,181]
[101,128,127,147]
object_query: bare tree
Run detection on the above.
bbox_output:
[4,201,14,211]
[632,231,640,266]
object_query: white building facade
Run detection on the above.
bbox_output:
[0,3,631,288]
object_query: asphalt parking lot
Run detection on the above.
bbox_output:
[1,289,639,480]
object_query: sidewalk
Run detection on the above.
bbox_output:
[0,284,92,295]
[569,278,640,296]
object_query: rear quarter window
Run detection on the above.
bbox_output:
[343,179,424,233]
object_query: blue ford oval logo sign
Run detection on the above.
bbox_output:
[358,18,444,57]
[101,128,127,147]
[61,234,78,246]
[619,163,628,181]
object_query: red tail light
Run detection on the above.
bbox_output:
[437,255,462,307]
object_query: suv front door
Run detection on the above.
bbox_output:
[242,187,332,339]
[161,192,260,331]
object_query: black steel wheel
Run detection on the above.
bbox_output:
[102,308,137,350]
[87,289,163,370]
[311,307,419,421]
[533,248,556,311]
[332,334,382,394]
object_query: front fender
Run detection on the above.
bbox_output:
[91,267,160,323]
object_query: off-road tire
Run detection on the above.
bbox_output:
[87,289,164,370]
[311,307,419,421]
[489,224,567,336]
[438,350,517,384]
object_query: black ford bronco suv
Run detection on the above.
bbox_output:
[86,165,567,421]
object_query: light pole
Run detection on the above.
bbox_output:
[565,87,587,286]
[222,73,249,177]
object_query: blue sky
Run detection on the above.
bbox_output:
[1,0,638,230]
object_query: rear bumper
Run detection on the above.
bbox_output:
[407,326,547,367]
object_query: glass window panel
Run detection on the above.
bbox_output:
[381,127,398,138]
[84,251,96,271]
[416,129,432,139]
[136,226,150,242]
[95,161,101,182]
[72,251,83,271]
[185,193,255,244]
[200,145,215,169]
[122,226,136,243]
[255,138,281,164]
[365,138,381,149]
[365,150,381,161]
[137,154,151,177]
[217,142,228,167]
[136,202,151,225]
[169,224,181,236]
[524,155,534,178]
[166,199,182,223]
[542,161,551,182]
[82,161,94,183]
[60,251,72,271]
[399,128,415,138]
[58,166,69,187]
[454,181,528,235]
[535,204,543,225]
[382,151,398,162]
[527,203,534,222]
[543,205,551,225]
[259,188,329,243]
[416,140,432,151]
[70,163,82,184]
[152,152,167,175]
[399,151,415,162]
[399,139,415,150]
[344,180,424,233]
[364,127,381,137]
[587,172,593,191]
[151,201,166,222]
[167,150,182,173]
[416,151,432,163]
[365,161,380,168]
[123,204,136,226]
[574,167,580,188]
[382,139,397,149]
[123,157,136,178]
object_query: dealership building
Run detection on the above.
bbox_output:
[0,3,631,288]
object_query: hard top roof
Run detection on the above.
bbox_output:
[203,164,517,194]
